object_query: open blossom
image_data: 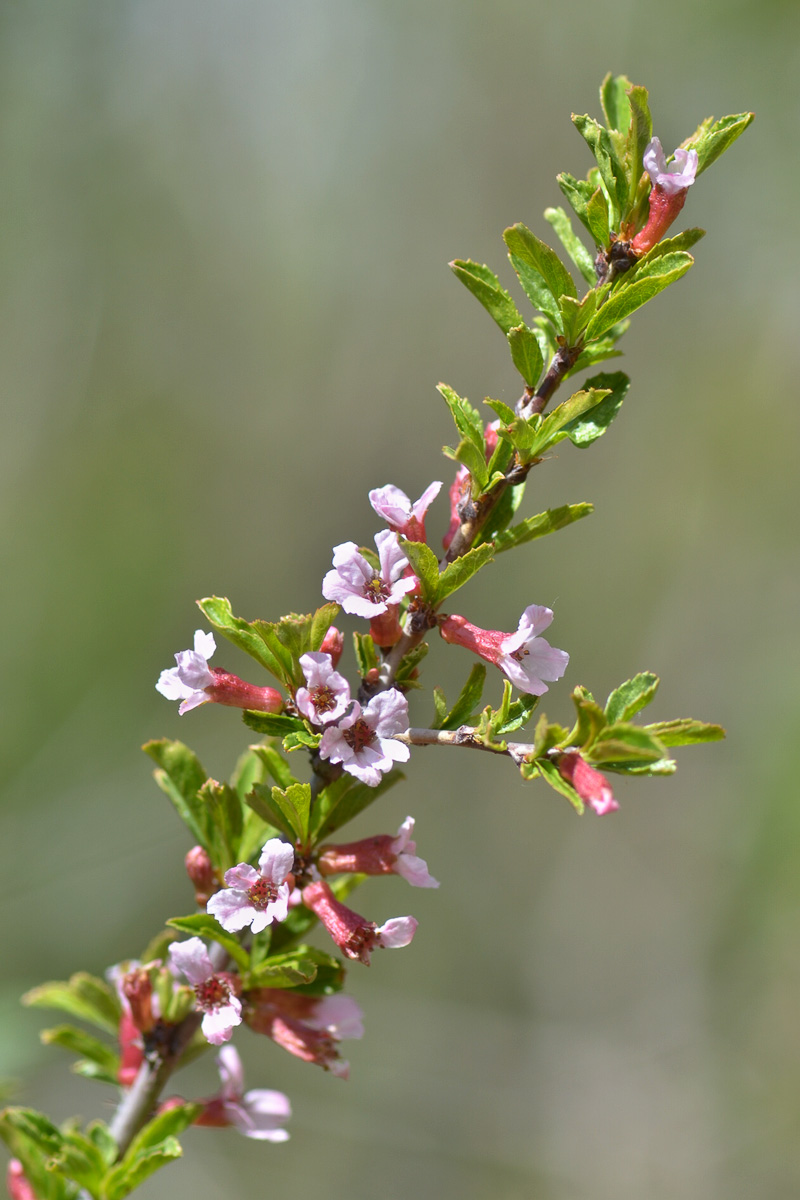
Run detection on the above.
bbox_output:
[302,880,418,966]
[558,751,619,815]
[440,604,568,694]
[168,937,242,1045]
[318,689,410,786]
[244,989,363,1078]
[322,530,417,617]
[369,481,442,542]
[207,839,294,934]
[318,816,439,888]
[156,630,284,716]
[295,652,351,725]
[195,1046,291,1141]
[630,136,698,255]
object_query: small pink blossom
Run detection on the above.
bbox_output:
[302,880,418,965]
[244,989,363,1077]
[322,530,417,618]
[168,937,242,1045]
[369,481,442,542]
[295,652,351,725]
[440,604,568,695]
[195,1046,291,1141]
[558,751,619,815]
[318,816,439,888]
[207,839,294,934]
[643,136,698,196]
[156,630,284,715]
[318,689,410,787]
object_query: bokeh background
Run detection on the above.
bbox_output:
[1,2,798,1198]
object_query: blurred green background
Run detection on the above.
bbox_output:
[1,1,798,1197]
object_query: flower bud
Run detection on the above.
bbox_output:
[558,751,618,815]
[121,968,156,1035]
[6,1161,36,1200]
[319,626,344,668]
[117,1008,145,1086]
[204,670,284,713]
[302,880,417,965]
[185,845,217,906]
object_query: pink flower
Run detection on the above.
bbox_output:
[558,751,619,815]
[195,1046,291,1141]
[244,989,363,1077]
[630,136,698,255]
[440,604,568,695]
[168,937,242,1045]
[368,481,442,542]
[318,689,410,786]
[207,839,294,934]
[302,880,418,965]
[156,630,284,715]
[318,816,439,888]
[642,136,698,196]
[6,1162,36,1200]
[295,652,351,725]
[322,531,417,618]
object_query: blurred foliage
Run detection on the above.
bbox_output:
[0,2,798,1198]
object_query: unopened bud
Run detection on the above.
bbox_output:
[122,968,156,1034]
[319,626,344,668]
[6,1161,36,1200]
[558,751,618,815]
[185,845,217,905]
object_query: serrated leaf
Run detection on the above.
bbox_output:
[394,640,429,687]
[309,770,403,841]
[508,252,561,327]
[507,324,544,387]
[166,914,250,972]
[569,686,607,748]
[197,596,289,683]
[102,1138,184,1200]
[245,948,321,989]
[544,206,596,283]
[250,744,295,789]
[642,718,725,746]
[504,223,577,306]
[604,672,660,723]
[534,757,585,813]
[585,185,611,248]
[494,691,539,735]
[241,710,308,737]
[682,111,755,176]
[562,370,630,447]
[634,228,705,264]
[352,630,379,677]
[558,289,598,344]
[198,778,243,870]
[23,974,120,1036]
[525,387,610,458]
[600,72,632,133]
[246,782,296,841]
[605,757,677,776]
[434,663,487,730]
[556,172,596,236]
[585,252,693,341]
[262,782,311,843]
[282,730,322,752]
[625,84,652,206]
[400,539,439,603]
[449,259,525,334]
[143,739,211,849]
[571,114,627,220]
[587,723,666,764]
[40,1027,119,1078]
[436,543,494,603]
[493,502,593,552]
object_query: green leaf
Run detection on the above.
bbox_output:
[40,1026,119,1082]
[250,744,295,790]
[439,383,490,493]
[250,606,339,688]
[143,738,211,849]
[507,324,544,388]
[23,974,121,1036]
[642,718,725,746]
[556,172,597,236]
[246,782,296,841]
[585,185,611,247]
[0,1108,65,1158]
[245,947,323,989]
[433,663,487,730]
[103,1137,185,1200]
[197,596,290,683]
[435,543,494,603]
[352,630,379,677]
[571,114,627,220]
[198,778,243,870]
[253,782,311,844]
[634,227,705,263]
[283,730,322,752]
[51,1128,108,1193]
[625,84,652,206]
[569,685,607,749]
[600,72,632,133]
[493,502,593,552]
[508,253,561,327]
[241,710,308,737]
[586,723,666,764]
[400,539,440,603]
[310,769,403,841]
[544,206,596,283]
[504,223,577,306]
[682,111,755,176]
[525,387,610,458]
[394,640,429,688]
[166,914,250,972]
[604,672,660,723]
[449,259,525,334]
[585,252,693,341]
[562,370,630,447]
[534,757,585,813]
[558,289,599,344]
[493,691,539,735]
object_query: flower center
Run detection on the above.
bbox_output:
[247,877,279,910]
[344,718,375,753]
[310,684,336,714]
[363,575,390,602]
[511,646,530,663]
[195,975,232,1012]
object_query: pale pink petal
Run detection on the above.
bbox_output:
[258,839,295,885]
[177,691,210,715]
[223,864,260,890]
[392,816,415,853]
[376,916,418,948]
[202,996,242,1045]
[168,937,213,986]
[369,485,413,527]
[410,480,443,521]
[216,1045,245,1100]
[394,851,439,889]
[207,890,257,932]
[307,994,365,1039]
[194,630,216,659]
